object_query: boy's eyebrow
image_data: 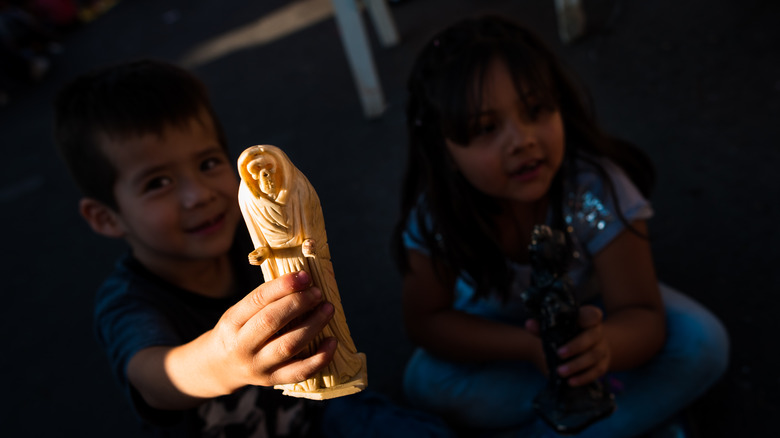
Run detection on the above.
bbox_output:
[129,163,169,187]
[129,145,225,186]
[191,145,226,161]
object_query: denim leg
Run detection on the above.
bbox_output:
[403,348,547,430]
[403,285,728,437]
[321,389,458,438]
[574,284,730,438]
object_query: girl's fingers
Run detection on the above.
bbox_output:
[557,348,608,386]
[578,305,603,329]
[566,362,607,387]
[558,326,600,359]
[524,318,541,336]
[557,346,601,376]
[557,332,610,386]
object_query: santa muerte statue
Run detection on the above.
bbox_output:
[521,225,615,434]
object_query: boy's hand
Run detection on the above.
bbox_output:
[555,305,610,386]
[209,271,337,392]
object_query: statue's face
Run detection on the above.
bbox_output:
[258,168,276,199]
[247,153,279,199]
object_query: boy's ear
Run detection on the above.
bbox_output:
[79,198,125,238]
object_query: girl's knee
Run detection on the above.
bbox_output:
[666,304,730,384]
[402,350,539,429]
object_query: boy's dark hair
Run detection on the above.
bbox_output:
[392,15,655,300]
[54,58,228,211]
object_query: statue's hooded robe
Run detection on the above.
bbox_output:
[237,145,363,393]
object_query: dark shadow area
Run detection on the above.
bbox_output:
[1,0,777,436]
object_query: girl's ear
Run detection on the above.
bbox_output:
[79,198,125,238]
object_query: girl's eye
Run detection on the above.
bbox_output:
[470,119,498,138]
[143,176,172,193]
[478,122,497,135]
[526,101,556,121]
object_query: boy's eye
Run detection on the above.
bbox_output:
[201,156,224,171]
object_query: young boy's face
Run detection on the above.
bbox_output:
[101,113,240,267]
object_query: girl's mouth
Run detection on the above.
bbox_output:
[186,213,226,235]
[510,160,542,181]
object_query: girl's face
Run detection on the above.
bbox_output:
[445,57,565,206]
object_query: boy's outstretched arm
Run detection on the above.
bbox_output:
[127,271,337,410]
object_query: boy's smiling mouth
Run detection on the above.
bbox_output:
[186,213,226,235]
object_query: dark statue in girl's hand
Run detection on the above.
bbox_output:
[521,225,615,434]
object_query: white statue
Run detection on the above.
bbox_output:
[237,145,367,400]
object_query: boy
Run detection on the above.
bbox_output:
[54,59,338,436]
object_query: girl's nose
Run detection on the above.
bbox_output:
[181,177,216,209]
[506,117,535,154]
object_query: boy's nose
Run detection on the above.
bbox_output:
[181,178,215,209]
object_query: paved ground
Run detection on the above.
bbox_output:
[1,0,778,436]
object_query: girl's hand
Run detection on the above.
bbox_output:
[523,318,548,374]
[556,305,610,386]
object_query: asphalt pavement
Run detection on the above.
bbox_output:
[1,0,778,436]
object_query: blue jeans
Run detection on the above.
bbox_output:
[403,285,730,437]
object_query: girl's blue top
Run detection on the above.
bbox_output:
[402,156,653,325]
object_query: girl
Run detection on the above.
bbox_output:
[392,15,729,437]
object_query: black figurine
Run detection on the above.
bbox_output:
[521,225,615,434]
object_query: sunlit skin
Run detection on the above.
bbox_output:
[78,112,337,410]
[402,57,665,388]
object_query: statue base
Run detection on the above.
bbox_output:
[534,379,615,435]
[274,353,368,400]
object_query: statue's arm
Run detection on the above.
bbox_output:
[248,246,271,265]
[302,239,316,258]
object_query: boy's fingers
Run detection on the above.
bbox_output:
[238,286,325,347]
[226,271,313,326]
[258,301,335,364]
[266,337,338,386]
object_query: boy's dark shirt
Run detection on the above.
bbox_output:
[94,230,322,437]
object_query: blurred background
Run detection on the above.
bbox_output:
[1,0,778,436]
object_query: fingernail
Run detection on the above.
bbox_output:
[557,346,568,356]
[310,287,322,300]
[320,301,334,315]
[295,270,310,284]
[557,365,569,375]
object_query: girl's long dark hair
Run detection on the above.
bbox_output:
[391,15,655,301]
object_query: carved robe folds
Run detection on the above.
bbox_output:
[237,145,367,400]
